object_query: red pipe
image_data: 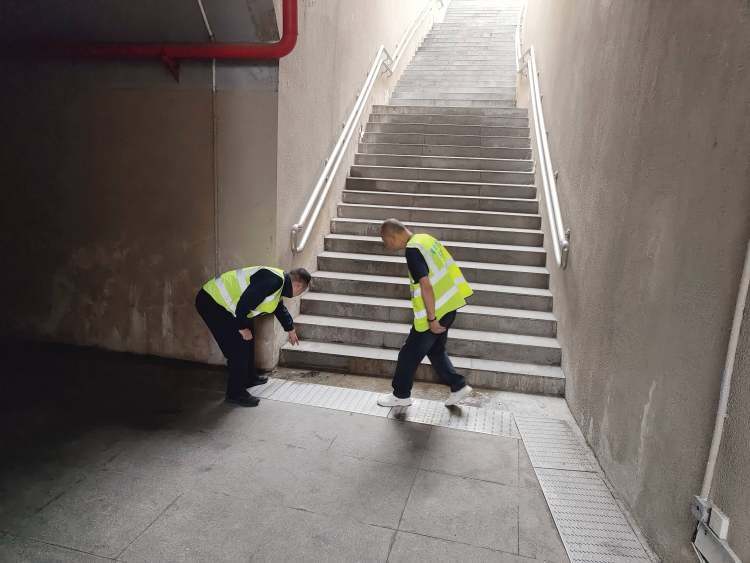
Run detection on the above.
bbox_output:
[25,0,297,77]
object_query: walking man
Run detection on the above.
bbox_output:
[196,266,311,407]
[376,219,474,407]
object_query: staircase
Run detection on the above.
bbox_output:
[281,0,564,396]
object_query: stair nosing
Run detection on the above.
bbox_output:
[302,292,556,320]
[339,202,540,219]
[331,217,542,235]
[319,251,550,275]
[324,233,545,254]
[281,341,565,380]
[312,270,553,297]
[355,153,532,165]
[343,189,537,204]
[295,314,561,350]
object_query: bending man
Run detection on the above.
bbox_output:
[377,219,474,407]
[196,266,311,407]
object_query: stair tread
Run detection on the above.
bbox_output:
[353,164,533,175]
[303,292,556,320]
[356,153,532,165]
[282,340,565,380]
[339,202,540,219]
[296,315,560,349]
[313,270,553,296]
[325,233,545,254]
[332,217,542,235]
[344,189,536,204]
[348,176,535,190]
[319,251,549,274]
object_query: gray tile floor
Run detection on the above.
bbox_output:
[0,373,570,562]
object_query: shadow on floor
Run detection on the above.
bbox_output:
[0,341,232,464]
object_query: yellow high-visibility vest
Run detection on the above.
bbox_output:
[202,266,285,318]
[407,234,473,332]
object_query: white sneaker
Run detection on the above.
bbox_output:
[445,385,473,406]
[377,393,413,407]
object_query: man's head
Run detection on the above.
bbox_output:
[380,218,413,251]
[289,268,311,297]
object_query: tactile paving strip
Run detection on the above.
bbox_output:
[534,468,651,562]
[254,378,516,437]
[514,416,597,472]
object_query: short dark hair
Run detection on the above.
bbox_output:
[289,267,311,286]
[381,218,407,237]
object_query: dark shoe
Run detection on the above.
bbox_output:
[226,392,260,407]
[245,375,269,388]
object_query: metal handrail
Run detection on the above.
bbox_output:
[518,45,570,269]
[290,0,442,253]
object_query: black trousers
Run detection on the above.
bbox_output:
[392,311,466,399]
[195,289,256,397]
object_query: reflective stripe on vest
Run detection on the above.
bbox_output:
[407,234,473,332]
[202,266,285,318]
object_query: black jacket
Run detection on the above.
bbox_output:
[234,269,294,331]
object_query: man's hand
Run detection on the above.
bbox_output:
[429,319,447,334]
[238,328,254,341]
[287,329,300,346]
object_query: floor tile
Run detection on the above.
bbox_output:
[400,470,519,553]
[389,531,537,562]
[13,468,182,559]
[420,427,519,485]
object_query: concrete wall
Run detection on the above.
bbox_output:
[0,1,437,369]
[269,0,442,364]
[711,264,750,560]
[0,2,281,365]
[523,1,750,560]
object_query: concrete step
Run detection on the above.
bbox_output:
[424,35,516,41]
[331,217,543,246]
[365,122,528,138]
[393,85,516,95]
[341,189,538,215]
[400,71,517,79]
[407,62,516,70]
[412,54,517,62]
[397,79,517,88]
[292,315,561,365]
[300,292,556,337]
[371,105,526,118]
[389,99,516,108]
[369,113,528,127]
[324,233,545,266]
[349,164,534,185]
[346,176,536,199]
[354,153,532,172]
[358,143,531,160]
[280,340,564,395]
[317,251,549,288]
[360,132,530,148]
[338,202,541,230]
[311,270,552,311]
[391,92,515,102]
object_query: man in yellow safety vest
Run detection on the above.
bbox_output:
[196,266,311,407]
[377,219,474,407]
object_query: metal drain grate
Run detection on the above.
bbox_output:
[253,378,516,437]
[515,416,597,472]
[534,468,651,563]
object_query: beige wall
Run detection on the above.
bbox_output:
[269,0,442,364]
[0,1,439,369]
[523,1,750,560]
[0,56,280,365]
[0,63,214,361]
